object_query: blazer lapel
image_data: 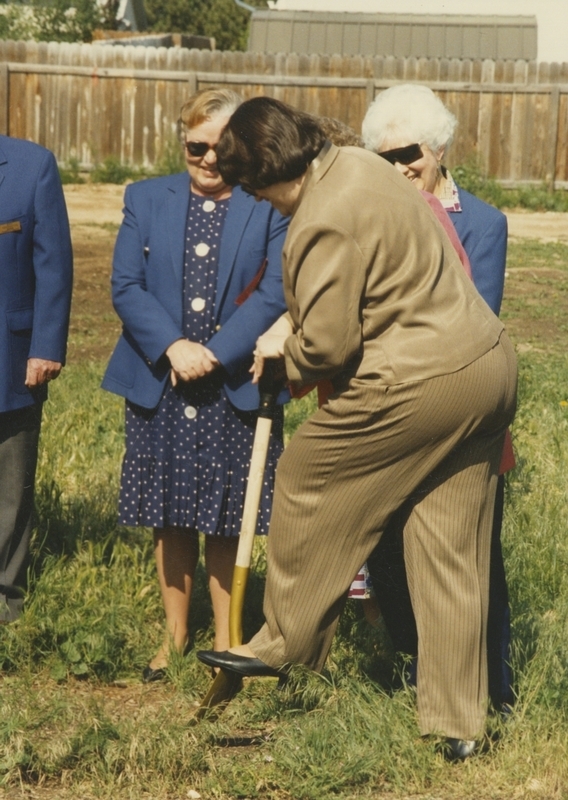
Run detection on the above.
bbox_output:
[215,188,255,317]
[0,141,7,190]
[166,173,190,284]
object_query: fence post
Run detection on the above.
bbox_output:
[546,85,560,193]
[0,63,9,136]
[187,72,197,96]
[366,79,375,108]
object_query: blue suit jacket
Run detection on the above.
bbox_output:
[0,135,73,413]
[102,174,289,411]
[448,186,507,315]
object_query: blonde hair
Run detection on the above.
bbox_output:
[177,88,242,140]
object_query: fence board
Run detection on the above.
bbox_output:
[2,41,568,185]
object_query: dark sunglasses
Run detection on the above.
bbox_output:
[378,143,423,166]
[185,140,216,157]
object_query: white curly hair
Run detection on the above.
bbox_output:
[362,84,458,156]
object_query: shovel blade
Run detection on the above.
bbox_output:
[194,669,243,721]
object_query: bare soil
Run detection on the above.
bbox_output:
[63,183,568,363]
[63,184,125,364]
[504,210,568,243]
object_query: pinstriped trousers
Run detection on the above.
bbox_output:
[249,332,517,740]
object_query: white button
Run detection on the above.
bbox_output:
[184,406,198,420]
[195,242,210,257]
[191,297,206,312]
[203,200,216,212]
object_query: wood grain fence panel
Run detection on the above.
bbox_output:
[509,88,525,182]
[372,56,384,80]
[487,91,504,178]
[3,43,568,183]
[0,63,8,135]
[140,47,158,166]
[403,56,417,81]
[556,94,568,182]
[547,85,561,187]
[497,89,513,180]
[476,61,495,174]
[527,59,537,84]
[284,51,300,110]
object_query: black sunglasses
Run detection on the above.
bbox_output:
[378,143,423,166]
[185,140,216,157]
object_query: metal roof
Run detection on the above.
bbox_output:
[248,10,537,59]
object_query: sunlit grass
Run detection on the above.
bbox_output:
[2,241,568,796]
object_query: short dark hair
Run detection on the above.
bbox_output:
[216,96,327,193]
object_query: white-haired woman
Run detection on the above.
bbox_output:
[362,83,514,713]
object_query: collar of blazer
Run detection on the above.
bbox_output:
[164,175,256,317]
[290,140,335,217]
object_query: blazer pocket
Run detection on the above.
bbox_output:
[6,307,33,394]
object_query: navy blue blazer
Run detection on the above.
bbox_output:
[0,135,73,413]
[448,185,507,315]
[102,174,289,411]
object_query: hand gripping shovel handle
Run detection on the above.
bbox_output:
[196,360,282,718]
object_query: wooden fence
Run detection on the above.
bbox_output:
[2,39,568,188]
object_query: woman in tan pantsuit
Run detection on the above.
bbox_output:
[197,97,517,757]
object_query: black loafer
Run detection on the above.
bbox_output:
[142,665,167,683]
[197,649,285,678]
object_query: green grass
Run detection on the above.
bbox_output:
[2,251,568,796]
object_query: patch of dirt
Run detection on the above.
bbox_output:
[64,183,125,227]
[62,184,568,365]
[64,185,125,364]
[504,210,568,243]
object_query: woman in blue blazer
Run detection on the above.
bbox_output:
[102,89,288,681]
[361,83,513,713]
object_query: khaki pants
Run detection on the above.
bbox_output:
[250,333,517,740]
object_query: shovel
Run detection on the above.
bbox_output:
[195,360,281,718]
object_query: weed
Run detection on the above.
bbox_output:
[91,157,145,185]
[59,157,85,185]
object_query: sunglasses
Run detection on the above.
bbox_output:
[185,140,216,157]
[378,143,423,166]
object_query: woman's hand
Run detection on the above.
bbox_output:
[166,339,219,386]
[251,315,293,384]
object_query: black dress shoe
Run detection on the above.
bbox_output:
[197,649,285,678]
[142,665,167,683]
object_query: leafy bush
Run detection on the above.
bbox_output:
[0,0,117,43]
[59,157,85,185]
[90,156,145,184]
[453,159,568,212]
[145,0,267,51]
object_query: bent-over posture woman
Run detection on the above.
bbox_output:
[102,89,288,681]
[197,97,517,758]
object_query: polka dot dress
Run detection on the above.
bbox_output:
[118,190,284,536]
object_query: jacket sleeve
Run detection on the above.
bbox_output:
[206,209,289,375]
[466,212,507,315]
[282,222,366,385]
[111,185,184,365]
[28,149,73,364]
